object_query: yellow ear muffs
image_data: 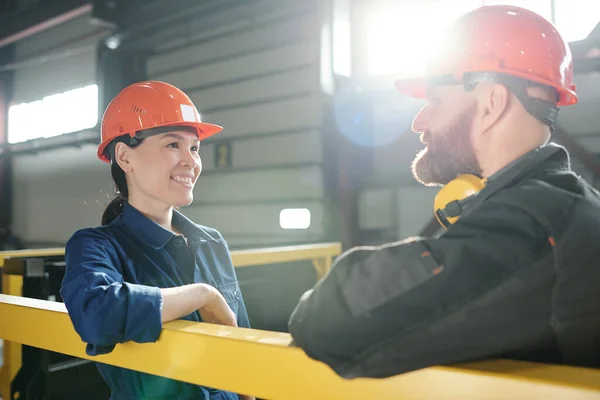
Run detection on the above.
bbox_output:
[434,174,488,229]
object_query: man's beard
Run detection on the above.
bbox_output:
[411,105,482,187]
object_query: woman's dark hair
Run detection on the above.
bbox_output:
[102,161,129,225]
[101,136,144,225]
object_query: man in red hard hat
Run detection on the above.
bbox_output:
[288,5,600,379]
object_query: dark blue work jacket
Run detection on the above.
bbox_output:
[60,202,250,400]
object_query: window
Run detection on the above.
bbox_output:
[333,0,352,77]
[362,0,600,76]
[8,84,98,144]
[279,208,311,230]
[363,0,484,76]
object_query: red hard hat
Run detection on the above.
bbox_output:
[97,80,222,162]
[395,5,578,107]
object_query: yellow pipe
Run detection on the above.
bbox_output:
[232,242,341,268]
[0,248,65,259]
[1,294,600,400]
[0,242,342,272]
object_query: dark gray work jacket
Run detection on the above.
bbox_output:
[288,143,600,379]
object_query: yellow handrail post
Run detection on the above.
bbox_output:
[0,255,23,398]
[312,256,333,280]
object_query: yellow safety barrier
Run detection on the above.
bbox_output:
[0,253,24,398]
[0,242,341,398]
[2,294,600,399]
[0,242,341,278]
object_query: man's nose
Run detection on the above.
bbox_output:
[411,104,430,134]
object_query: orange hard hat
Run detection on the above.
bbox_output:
[97,80,222,162]
[395,5,577,125]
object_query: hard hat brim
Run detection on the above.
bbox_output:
[395,77,427,99]
[194,121,223,140]
[97,121,224,163]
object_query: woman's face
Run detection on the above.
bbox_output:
[116,130,202,209]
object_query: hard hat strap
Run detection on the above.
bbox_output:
[104,125,198,162]
[462,72,559,128]
[134,125,198,142]
[428,72,559,128]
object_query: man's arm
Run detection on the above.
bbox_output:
[288,200,553,378]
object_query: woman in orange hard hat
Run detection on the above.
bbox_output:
[60,81,254,400]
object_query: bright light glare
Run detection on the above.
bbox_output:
[484,0,599,42]
[8,84,98,144]
[279,208,311,230]
[365,0,483,76]
[554,0,600,42]
[364,0,600,76]
[483,0,552,22]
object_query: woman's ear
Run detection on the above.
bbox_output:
[114,142,133,173]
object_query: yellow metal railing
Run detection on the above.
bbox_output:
[0,242,341,398]
[2,243,600,399]
[2,294,600,399]
[0,242,342,278]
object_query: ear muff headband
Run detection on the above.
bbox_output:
[434,174,487,228]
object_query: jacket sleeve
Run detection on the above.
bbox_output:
[288,200,553,378]
[60,228,163,356]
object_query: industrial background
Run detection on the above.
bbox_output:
[1,0,600,252]
[0,0,600,396]
[2,0,600,323]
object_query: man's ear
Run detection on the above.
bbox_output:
[114,142,133,173]
[477,83,510,134]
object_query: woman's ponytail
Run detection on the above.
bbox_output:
[102,161,129,225]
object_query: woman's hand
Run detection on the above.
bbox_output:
[161,284,250,398]
[198,285,238,327]
[160,283,236,326]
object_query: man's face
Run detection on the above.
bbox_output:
[411,85,483,187]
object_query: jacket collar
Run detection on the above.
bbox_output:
[121,202,200,249]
